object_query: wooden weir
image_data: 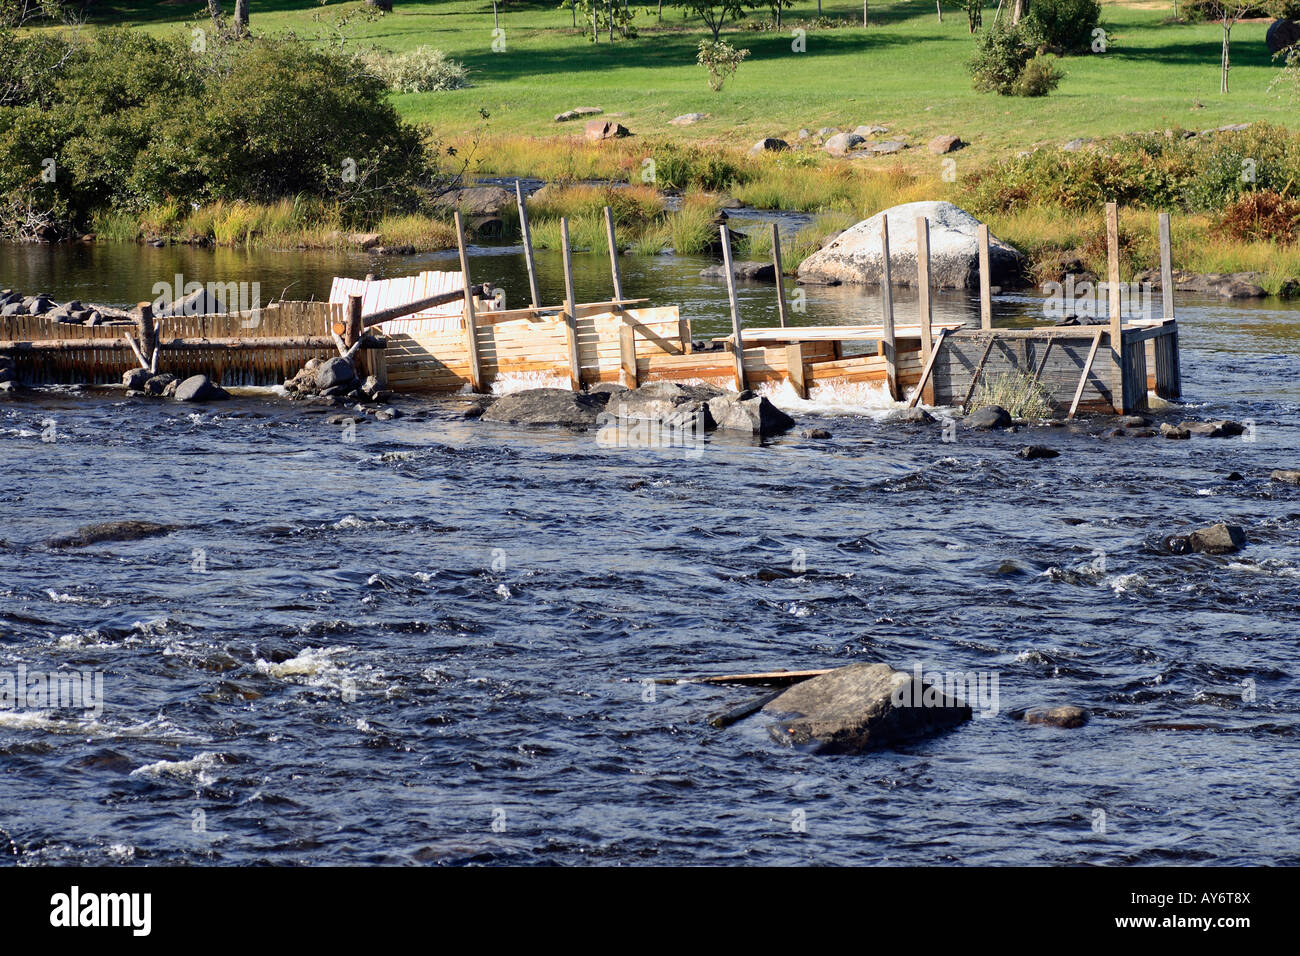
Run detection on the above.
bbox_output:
[1,200,1181,413]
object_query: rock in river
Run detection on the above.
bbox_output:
[47,520,179,549]
[174,374,231,402]
[797,201,1027,289]
[480,388,608,428]
[1271,469,1300,485]
[1164,522,1247,555]
[1020,705,1090,728]
[763,662,971,754]
[966,404,1012,429]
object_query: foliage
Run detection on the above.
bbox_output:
[674,1,746,42]
[970,373,1054,420]
[360,46,469,93]
[697,38,749,92]
[0,29,433,237]
[1022,0,1103,54]
[968,26,1034,95]
[1215,190,1300,244]
[1011,54,1064,97]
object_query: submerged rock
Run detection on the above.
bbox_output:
[480,388,606,428]
[1020,705,1090,729]
[1160,423,1191,440]
[174,374,230,402]
[47,520,178,549]
[762,662,971,755]
[699,261,777,283]
[1017,444,1059,459]
[709,393,796,436]
[1271,469,1300,485]
[797,201,1027,289]
[966,405,1012,429]
[892,407,935,424]
[1164,522,1247,555]
[800,428,832,439]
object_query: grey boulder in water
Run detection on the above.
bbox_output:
[762,662,971,755]
[797,201,1027,289]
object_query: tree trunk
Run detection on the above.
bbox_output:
[1221,19,1231,93]
[608,0,614,41]
[657,0,662,23]
[863,1,868,26]
[493,1,499,31]
[206,0,223,27]
[937,1,942,22]
[233,0,248,35]
[1012,0,1028,25]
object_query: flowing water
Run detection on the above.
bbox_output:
[2,234,1299,866]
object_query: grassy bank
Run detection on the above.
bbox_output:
[30,2,1300,288]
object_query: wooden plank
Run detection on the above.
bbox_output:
[880,216,898,400]
[619,324,638,388]
[604,206,624,302]
[720,224,747,392]
[916,216,935,405]
[1068,328,1105,420]
[1159,211,1174,321]
[771,223,789,329]
[906,327,952,408]
[785,343,807,399]
[453,212,484,392]
[560,217,582,390]
[977,223,992,330]
[961,334,996,411]
[517,180,541,310]
[1032,337,1054,383]
[1106,202,1125,413]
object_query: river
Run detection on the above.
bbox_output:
[1,233,1299,865]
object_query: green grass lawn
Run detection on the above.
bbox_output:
[75,1,1295,170]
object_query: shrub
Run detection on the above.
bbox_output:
[696,39,749,92]
[651,142,748,191]
[1011,54,1064,97]
[970,373,1054,420]
[363,46,469,93]
[968,26,1033,96]
[1022,0,1103,54]
[1216,191,1300,244]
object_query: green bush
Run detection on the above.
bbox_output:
[0,28,433,236]
[651,142,749,191]
[1023,0,1103,54]
[362,46,469,93]
[969,26,1034,96]
[965,124,1300,214]
[1011,54,1064,97]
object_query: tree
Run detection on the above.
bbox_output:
[759,0,793,28]
[206,0,223,28]
[674,1,745,42]
[1011,0,1028,24]
[1220,4,1250,93]
[233,0,248,35]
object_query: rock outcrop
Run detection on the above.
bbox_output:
[797,201,1027,289]
[762,662,971,755]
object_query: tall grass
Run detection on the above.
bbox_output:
[970,372,1054,420]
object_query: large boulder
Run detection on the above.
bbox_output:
[122,367,151,390]
[797,201,1027,289]
[824,131,866,157]
[585,119,630,142]
[47,520,178,549]
[749,137,789,155]
[708,393,796,436]
[430,185,514,217]
[174,374,230,402]
[555,106,602,123]
[965,404,1012,429]
[699,261,777,283]
[316,357,358,391]
[611,382,724,431]
[762,662,971,754]
[480,388,607,428]
[1267,18,1300,56]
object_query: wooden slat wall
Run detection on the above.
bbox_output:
[1,301,340,387]
[330,271,466,334]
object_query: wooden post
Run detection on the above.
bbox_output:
[619,324,638,389]
[603,206,624,303]
[1158,211,1175,320]
[977,223,992,330]
[880,217,898,400]
[720,224,747,392]
[516,179,541,310]
[771,223,789,329]
[1106,201,1125,413]
[560,217,582,391]
[136,301,157,372]
[1069,328,1105,420]
[916,216,934,405]
[453,211,484,393]
[785,343,807,400]
[346,294,362,347]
